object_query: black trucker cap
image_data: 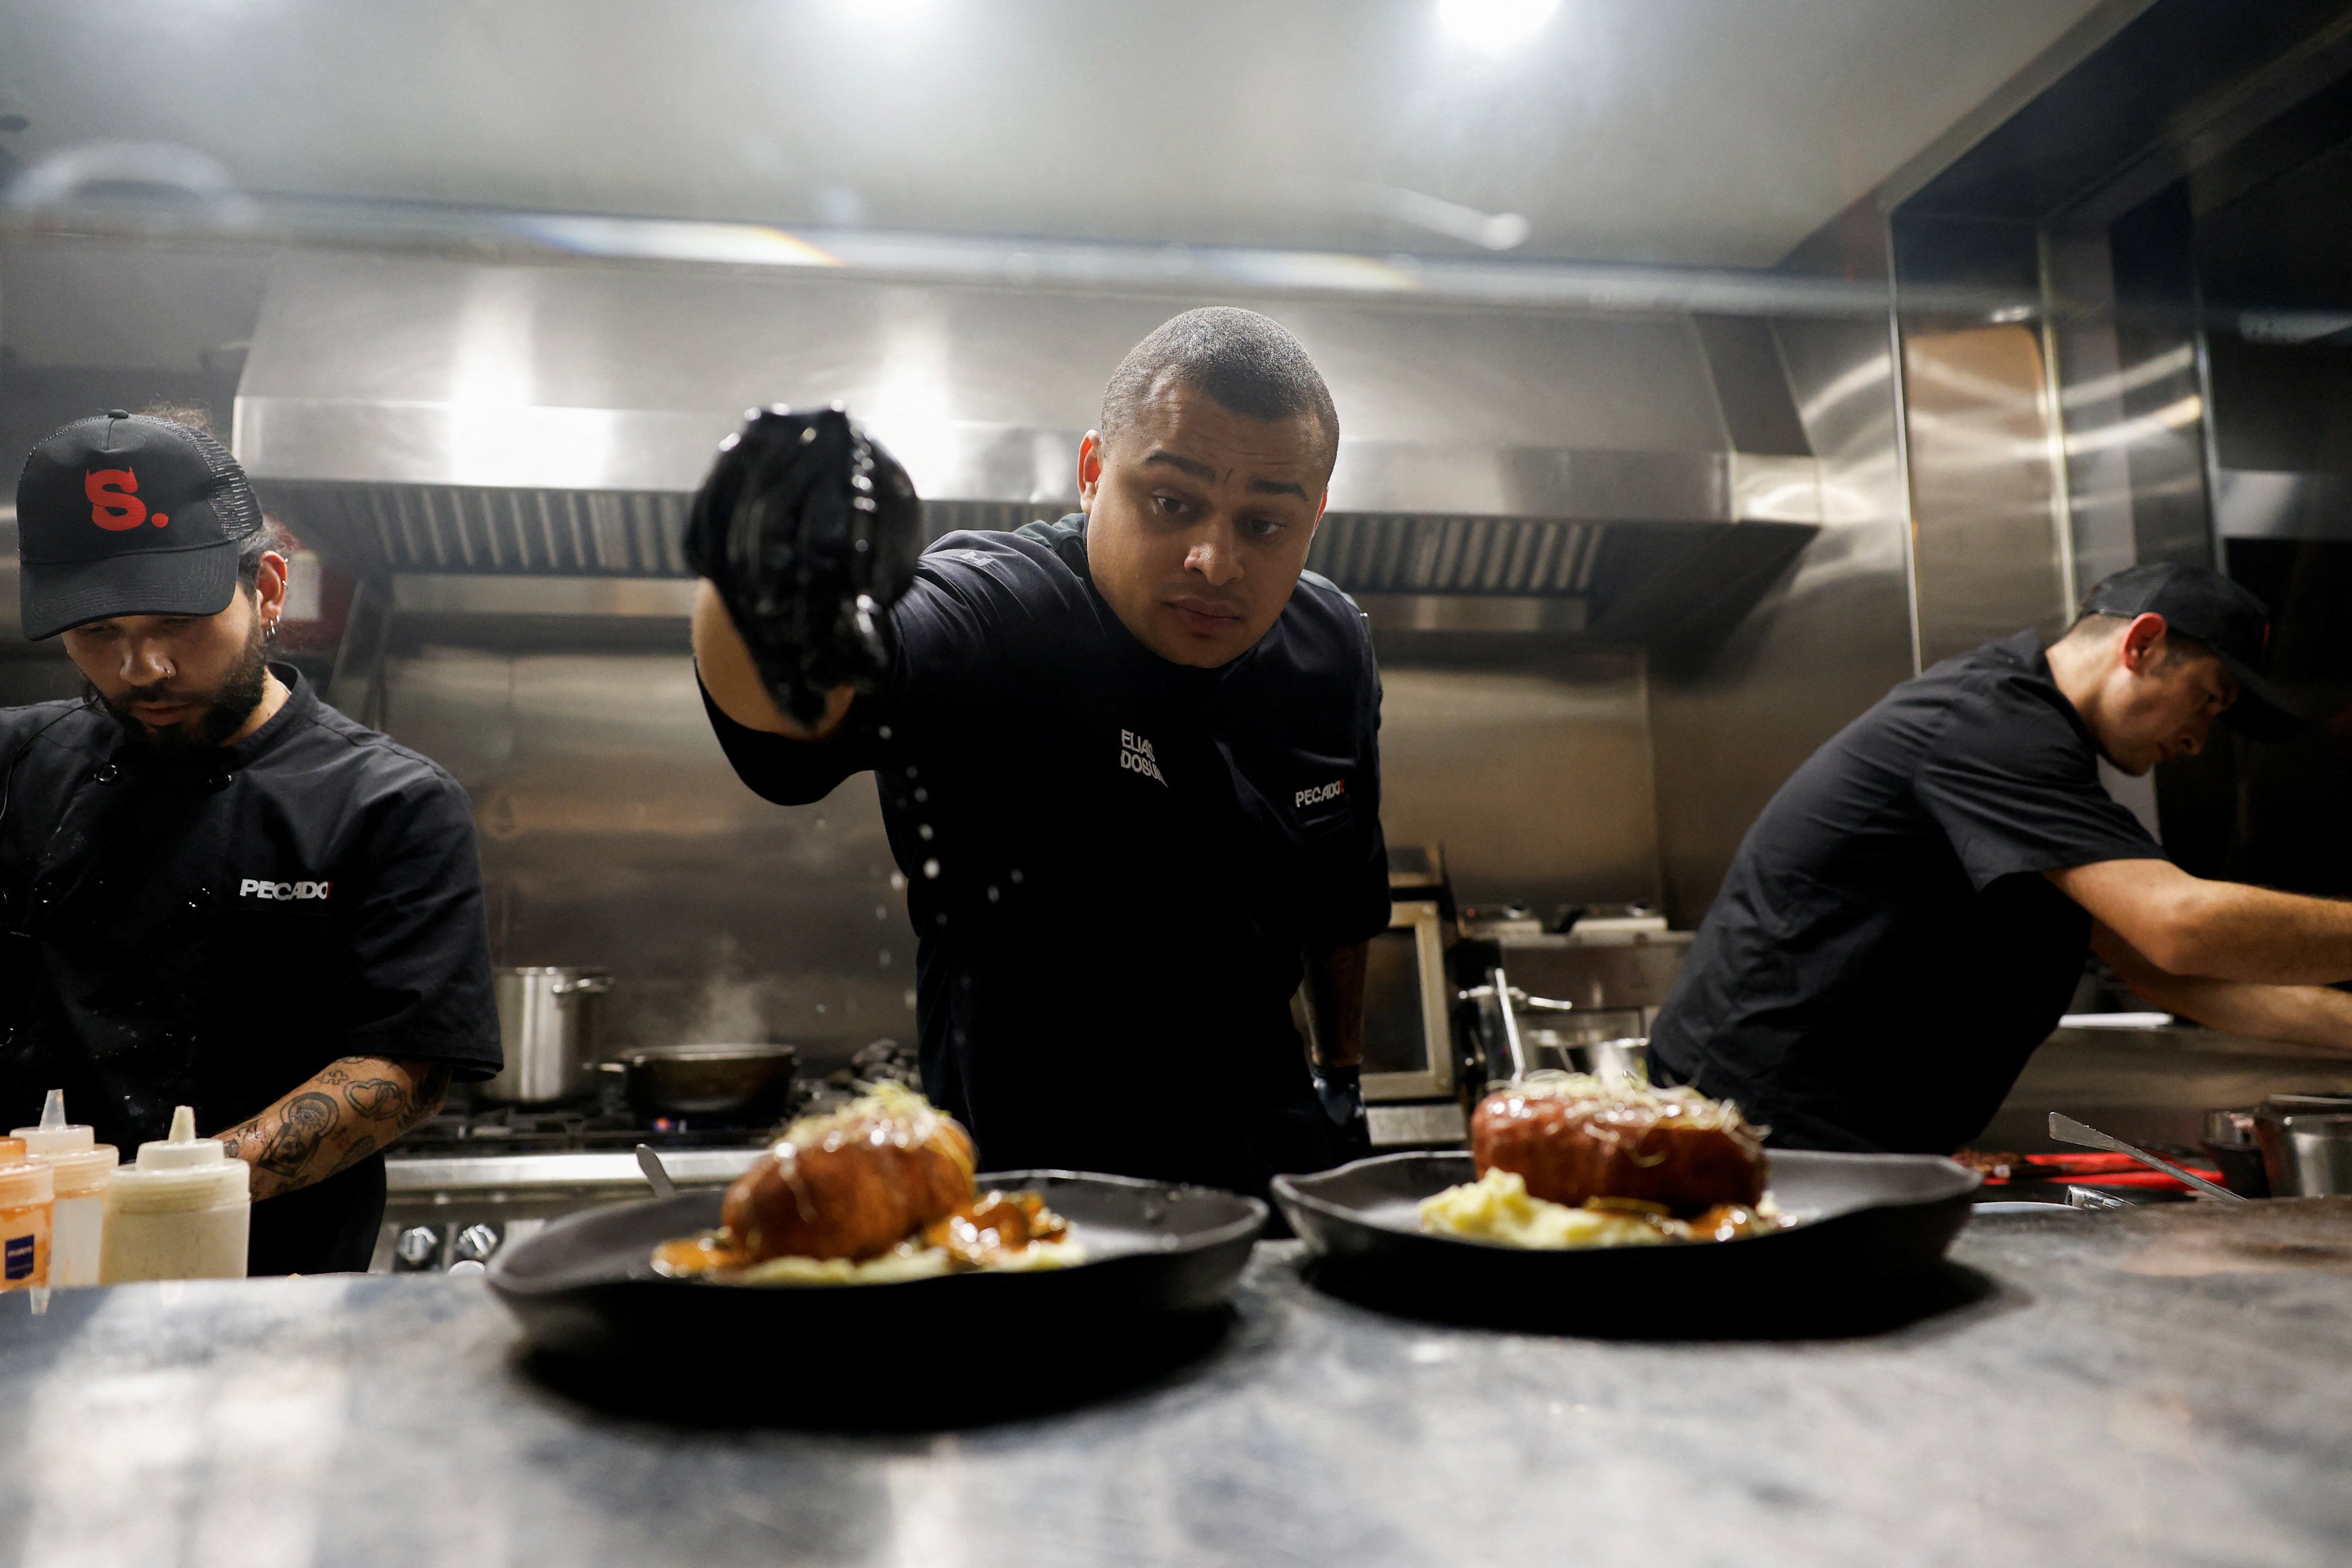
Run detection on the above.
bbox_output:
[14,410,264,641]
[2080,561,2300,742]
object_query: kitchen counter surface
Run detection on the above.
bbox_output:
[1983,1023,2352,1153]
[1,1201,2347,1567]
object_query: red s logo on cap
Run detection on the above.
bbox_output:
[85,469,149,531]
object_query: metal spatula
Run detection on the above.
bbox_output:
[2047,1113,2245,1201]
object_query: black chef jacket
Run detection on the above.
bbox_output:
[0,666,501,1273]
[705,516,1391,1198]
[1650,630,2165,1154]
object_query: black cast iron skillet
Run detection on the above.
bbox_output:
[1274,1149,1984,1337]
[596,1043,800,1122]
[488,1169,1266,1420]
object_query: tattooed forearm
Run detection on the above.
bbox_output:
[212,1056,453,1200]
[327,1134,379,1177]
[257,1092,339,1178]
[343,1076,407,1119]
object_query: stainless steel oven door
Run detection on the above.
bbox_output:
[1358,899,1456,1103]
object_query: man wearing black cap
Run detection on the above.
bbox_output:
[1650,561,2352,1155]
[2,410,501,1272]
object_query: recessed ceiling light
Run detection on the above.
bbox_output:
[1436,0,1561,50]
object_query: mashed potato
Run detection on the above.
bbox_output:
[1418,1169,1669,1248]
[731,1236,1088,1286]
[1418,1168,1784,1249]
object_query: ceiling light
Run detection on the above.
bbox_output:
[1436,0,1561,51]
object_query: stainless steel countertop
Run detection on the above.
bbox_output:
[0,1202,2348,1565]
[1984,1023,2352,1153]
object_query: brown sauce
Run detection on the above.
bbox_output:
[923,1190,1071,1268]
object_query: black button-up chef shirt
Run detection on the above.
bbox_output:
[1649,631,2165,1154]
[0,666,501,1273]
[704,516,1391,1198]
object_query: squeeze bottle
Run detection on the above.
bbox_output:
[99,1106,249,1283]
[0,1157,51,1290]
[13,1090,119,1288]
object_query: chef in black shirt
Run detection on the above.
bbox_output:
[1652,562,2352,1154]
[693,308,1388,1198]
[1,411,501,1272]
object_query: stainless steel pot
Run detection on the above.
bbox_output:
[481,967,613,1104]
[600,1044,799,1123]
[2254,1095,2352,1196]
[2282,1117,2352,1195]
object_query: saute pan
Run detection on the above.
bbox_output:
[1274,1149,1980,1333]
[598,1043,798,1122]
[489,1169,1265,1382]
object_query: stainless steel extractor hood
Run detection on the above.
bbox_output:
[233,254,1820,639]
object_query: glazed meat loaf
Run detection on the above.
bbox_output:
[1472,1075,1767,1216]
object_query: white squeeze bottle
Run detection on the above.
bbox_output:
[99,1105,250,1283]
[11,1090,118,1288]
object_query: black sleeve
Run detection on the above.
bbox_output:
[700,675,880,806]
[337,771,503,1079]
[1915,681,2165,891]
[1312,627,1393,949]
[700,561,1006,805]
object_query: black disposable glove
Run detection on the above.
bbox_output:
[1311,1060,1371,1159]
[682,404,925,729]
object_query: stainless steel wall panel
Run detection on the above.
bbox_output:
[1362,658,1660,913]
[362,645,914,1069]
[2104,188,2218,569]
[1693,315,1815,457]
[1646,212,1921,925]
[1354,596,1589,635]
[1893,212,2075,666]
[1900,319,2073,663]
[353,639,1662,1067]
[2045,227,2142,589]
[388,576,700,618]
[1728,454,1825,524]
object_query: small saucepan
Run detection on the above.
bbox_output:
[2253,1094,2352,1197]
[2202,1108,2270,1197]
[600,1044,799,1124]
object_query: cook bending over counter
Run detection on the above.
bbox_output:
[1652,562,2352,1154]
[0,410,503,1273]
[693,308,1387,1200]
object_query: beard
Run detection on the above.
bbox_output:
[91,617,272,759]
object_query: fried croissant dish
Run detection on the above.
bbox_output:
[728,1083,976,1262]
[652,1084,1082,1284]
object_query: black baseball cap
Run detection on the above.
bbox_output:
[2080,561,2300,742]
[15,411,265,640]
